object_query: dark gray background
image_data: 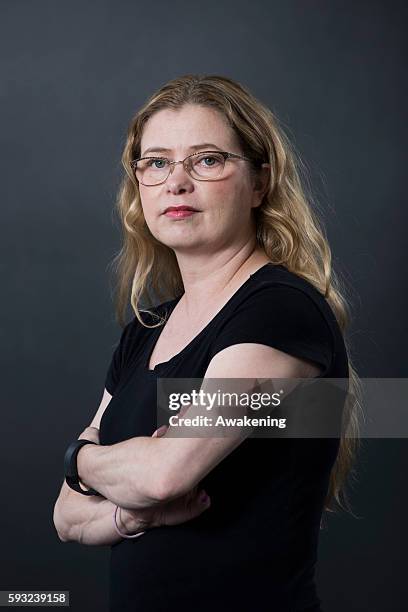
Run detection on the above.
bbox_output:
[1,1,407,610]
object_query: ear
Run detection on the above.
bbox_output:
[252,163,271,208]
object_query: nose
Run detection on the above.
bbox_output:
[165,160,194,194]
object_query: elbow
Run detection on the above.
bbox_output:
[54,519,75,543]
[52,501,72,543]
[56,530,70,543]
[53,520,71,543]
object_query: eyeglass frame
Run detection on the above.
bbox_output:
[129,150,260,186]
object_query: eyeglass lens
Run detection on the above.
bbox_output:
[134,152,226,185]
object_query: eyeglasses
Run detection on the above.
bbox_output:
[130,150,255,186]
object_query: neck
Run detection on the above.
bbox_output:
[174,242,271,318]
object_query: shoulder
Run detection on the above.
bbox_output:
[219,268,334,341]
[210,267,336,377]
[235,264,336,339]
[246,263,332,312]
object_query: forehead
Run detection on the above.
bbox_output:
[140,105,239,152]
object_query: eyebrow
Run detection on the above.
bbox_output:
[141,143,223,157]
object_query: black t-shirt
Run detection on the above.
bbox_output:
[100,263,349,612]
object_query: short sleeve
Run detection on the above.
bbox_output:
[104,319,135,395]
[210,285,334,374]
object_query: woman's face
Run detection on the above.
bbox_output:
[138,104,266,255]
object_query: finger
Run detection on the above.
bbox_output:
[78,431,99,443]
[152,424,168,438]
[78,426,99,440]
[187,489,211,518]
[178,404,191,418]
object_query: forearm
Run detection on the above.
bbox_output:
[77,437,168,510]
[53,481,142,546]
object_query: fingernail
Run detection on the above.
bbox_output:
[200,492,210,504]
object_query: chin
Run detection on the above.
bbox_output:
[157,232,208,251]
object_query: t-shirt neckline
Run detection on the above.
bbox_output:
[145,262,279,375]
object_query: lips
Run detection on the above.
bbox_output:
[163,205,199,213]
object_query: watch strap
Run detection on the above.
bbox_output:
[64,439,101,496]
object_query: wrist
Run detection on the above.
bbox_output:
[77,443,97,489]
[118,507,149,535]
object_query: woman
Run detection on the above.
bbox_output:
[53,74,360,611]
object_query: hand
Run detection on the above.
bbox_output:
[119,485,211,535]
[151,402,190,439]
[78,426,100,445]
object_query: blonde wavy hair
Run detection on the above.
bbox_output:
[108,74,362,517]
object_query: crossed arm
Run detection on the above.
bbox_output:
[76,343,321,510]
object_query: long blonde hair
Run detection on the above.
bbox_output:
[108,74,362,515]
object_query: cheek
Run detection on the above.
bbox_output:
[139,190,156,220]
[209,181,251,219]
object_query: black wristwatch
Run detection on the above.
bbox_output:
[64,439,101,496]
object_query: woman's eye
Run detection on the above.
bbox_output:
[197,155,218,167]
[147,158,167,168]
